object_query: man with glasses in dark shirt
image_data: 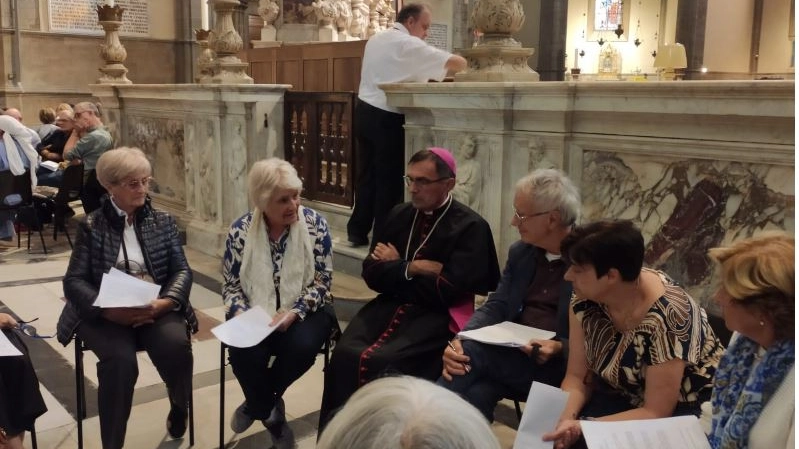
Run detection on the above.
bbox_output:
[319,148,500,432]
[437,169,580,422]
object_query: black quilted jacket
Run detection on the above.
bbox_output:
[56,196,198,345]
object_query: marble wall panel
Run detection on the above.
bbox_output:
[581,150,794,307]
[126,116,186,204]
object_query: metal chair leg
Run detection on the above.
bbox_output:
[75,337,85,449]
[30,424,38,449]
[219,343,226,449]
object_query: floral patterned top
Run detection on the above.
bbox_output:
[572,269,723,408]
[222,207,333,320]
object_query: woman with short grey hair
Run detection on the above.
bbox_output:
[223,158,336,449]
[57,146,197,449]
[318,376,501,449]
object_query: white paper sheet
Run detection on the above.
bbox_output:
[210,306,289,348]
[458,321,556,347]
[0,330,23,357]
[513,382,569,449]
[92,267,161,308]
[40,160,60,172]
[581,415,711,449]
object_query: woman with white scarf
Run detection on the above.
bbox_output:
[222,158,337,449]
[0,115,39,241]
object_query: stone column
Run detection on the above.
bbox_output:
[455,0,539,82]
[537,0,567,81]
[676,0,708,80]
[211,0,254,84]
[96,5,132,84]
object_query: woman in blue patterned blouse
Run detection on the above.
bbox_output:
[222,158,337,449]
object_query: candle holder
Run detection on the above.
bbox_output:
[195,28,216,84]
[96,4,132,84]
[210,0,253,84]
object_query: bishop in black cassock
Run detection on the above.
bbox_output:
[318,148,501,432]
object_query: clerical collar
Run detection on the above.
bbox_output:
[545,252,561,262]
[393,23,409,34]
[423,194,452,215]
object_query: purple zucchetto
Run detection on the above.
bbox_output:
[428,147,457,177]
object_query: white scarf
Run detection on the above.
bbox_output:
[239,206,315,315]
[0,115,38,186]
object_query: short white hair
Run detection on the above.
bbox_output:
[317,376,501,449]
[247,158,303,211]
[515,168,580,226]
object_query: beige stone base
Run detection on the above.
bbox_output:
[456,45,539,82]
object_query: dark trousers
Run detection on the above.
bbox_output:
[436,339,566,422]
[36,166,63,187]
[346,100,406,243]
[81,169,107,214]
[76,312,193,449]
[228,306,336,419]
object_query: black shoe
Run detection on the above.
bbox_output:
[166,405,188,439]
[347,235,369,247]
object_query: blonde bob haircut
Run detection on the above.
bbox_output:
[96,147,151,190]
[317,376,501,449]
[709,232,794,340]
[248,158,303,211]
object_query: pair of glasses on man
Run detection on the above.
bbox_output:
[512,207,552,223]
[15,317,54,339]
[402,175,452,187]
[119,177,153,191]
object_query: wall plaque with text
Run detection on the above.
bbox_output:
[48,0,149,36]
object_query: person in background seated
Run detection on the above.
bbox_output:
[0,115,39,243]
[317,376,501,449]
[223,158,336,449]
[543,220,724,449]
[56,147,197,449]
[36,109,76,188]
[37,107,58,141]
[438,169,579,421]
[0,312,47,449]
[704,233,794,449]
[64,102,113,213]
[319,148,501,432]
[2,108,41,148]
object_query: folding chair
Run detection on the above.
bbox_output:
[0,170,47,253]
[74,332,196,448]
[218,317,342,449]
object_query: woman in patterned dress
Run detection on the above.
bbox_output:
[222,158,336,449]
[543,220,724,449]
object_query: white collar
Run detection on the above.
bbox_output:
[109,197,127,218]
[423,194,452,215]
[393,22,410,35]
[545,252,561,262]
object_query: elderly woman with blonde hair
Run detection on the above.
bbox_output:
[56,147,197,449]
[223,158,336,449]
[705,233,794,449]
[317,376,501,449]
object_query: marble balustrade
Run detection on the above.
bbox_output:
[381,80,794,308]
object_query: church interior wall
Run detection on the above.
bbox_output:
[758,0,794,73]
[704,0,754,74]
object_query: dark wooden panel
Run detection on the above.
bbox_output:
[333,57,361,92]
[245,40,366,92]
[276,60,301,88]
[250,61,274,84]
[303,59,329,91]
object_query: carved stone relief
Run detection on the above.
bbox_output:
[451,134,483,210]
[126,116,186,203]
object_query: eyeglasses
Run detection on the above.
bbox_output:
[119,177,153,191]
[15,318,54,339]
[403,175,451,187]
[513,207,551,222]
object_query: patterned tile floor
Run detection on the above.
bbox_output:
[2,229,519,449]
